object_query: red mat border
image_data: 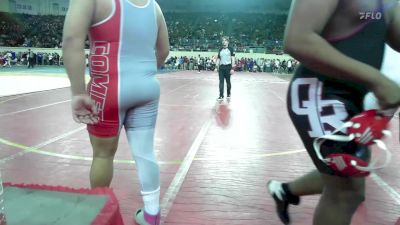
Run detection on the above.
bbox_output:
[3,183,124,225]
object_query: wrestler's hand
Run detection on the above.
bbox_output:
[372,76,400,110]
[230,69,234,75]
[71,94,99,124]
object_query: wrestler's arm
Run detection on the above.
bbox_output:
[62,0,94,95]
[284,0,384,90]
[386,1,400,52]
[155,2,170,69]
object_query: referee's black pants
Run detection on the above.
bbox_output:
[218,64,231,97]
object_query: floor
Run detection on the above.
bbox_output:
[0,68,399,225]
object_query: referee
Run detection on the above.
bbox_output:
[216,36,235,101]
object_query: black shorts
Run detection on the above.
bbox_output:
[287,77,370,176]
